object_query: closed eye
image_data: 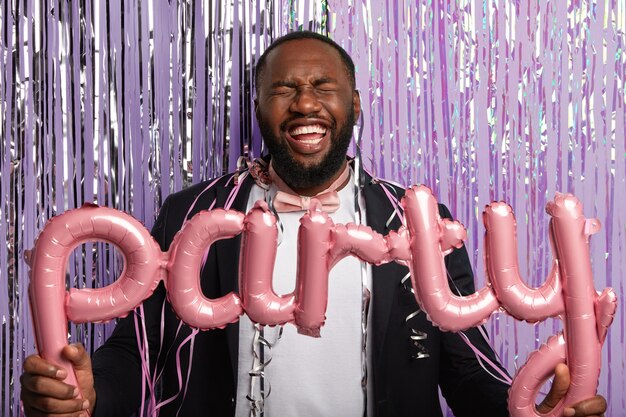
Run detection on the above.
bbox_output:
[313,78,339,92]
[270,87,295,95]
[268,78,339,95]
[316,85,338,92]
[269,81,297,95]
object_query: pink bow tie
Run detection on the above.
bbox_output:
[273,190,341,213]
[269,163,350,213]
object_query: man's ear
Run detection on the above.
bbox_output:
[353,90,362,121]
[254,97,260,120]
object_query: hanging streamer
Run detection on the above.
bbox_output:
[1,1,624,415]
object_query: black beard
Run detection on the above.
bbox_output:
[259,110,356,191]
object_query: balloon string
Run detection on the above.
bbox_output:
[134,305,156,417]
[183,176,224,221]
[134,313,147,417]
[150,321,185,414]
[265,192,284,247]
[359,283,371,411]
[138,169,226,415]
[458,331,513,385]
[352,130,370,416]
[246,324,283,416]
[142,171,244,414]
[162,166,247,414]
[174,329,199,417]
[400,273,431,359]
[181,169,247,223]
[154,329,199,413]
[224,171,249,210]
[476,324,510,376]
[146,299,169,416]
[131,170,224,415]
[378,182,404,228]
[153,321,184,386]
[400,272,413,292]
[446,272,513,385]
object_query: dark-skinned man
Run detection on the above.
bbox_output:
[21,31,607,417]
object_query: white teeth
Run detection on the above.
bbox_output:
[289,124,327,136]
[299,138,323,145]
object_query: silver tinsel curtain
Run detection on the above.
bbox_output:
[1,1,625,415]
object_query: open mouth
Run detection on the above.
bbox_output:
[288,124,328,145]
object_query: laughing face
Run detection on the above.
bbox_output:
[255,38,361,195]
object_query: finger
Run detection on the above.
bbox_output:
[568,395,607,416]
[21,392,90,414]
[23,403,90,417]
[60,343,96,414]
[537,363,570,412]
[23,354,68,380]
[62,344,92,372]
[20,373,78,400]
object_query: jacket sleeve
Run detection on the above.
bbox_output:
[437,204,511,417]
[90,197,173,417]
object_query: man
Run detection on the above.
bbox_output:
[21,31,607,417]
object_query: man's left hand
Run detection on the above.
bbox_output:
[536,363,607,417]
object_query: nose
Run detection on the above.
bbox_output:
[289,86,322,114]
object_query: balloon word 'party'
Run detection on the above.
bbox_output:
[27,186,616,417]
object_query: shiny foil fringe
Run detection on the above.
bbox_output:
[1,1,625,416]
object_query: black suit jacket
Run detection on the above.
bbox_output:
[92,169,509,417]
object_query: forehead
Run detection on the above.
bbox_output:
[262,39,348,82]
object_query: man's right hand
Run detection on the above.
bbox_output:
[21,343,96,417]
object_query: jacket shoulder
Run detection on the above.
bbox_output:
[164,172,239,207]
[150,172,243,249]
[364,176,453,219]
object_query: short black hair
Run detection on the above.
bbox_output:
[254,31,356,94]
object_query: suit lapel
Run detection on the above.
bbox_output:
[214,174,255,294]
[213,174,256,386]
[362,175,408,366]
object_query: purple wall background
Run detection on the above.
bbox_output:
[1,0,624,415]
